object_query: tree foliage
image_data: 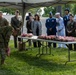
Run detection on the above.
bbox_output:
[0,7,16,14]
[28,7,41,16]
[43,4,76,17]
[0,4,76,16]
[43,6,56,17]
[72,4,76,15]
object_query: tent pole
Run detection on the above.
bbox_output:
[20,2,27,50]
[22,2,26,33]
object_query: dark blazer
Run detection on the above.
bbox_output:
[26,20,32,33]
[26,16,29,20]
[45,18,56,35]
[63,15,70,28]
[11,16,22,30]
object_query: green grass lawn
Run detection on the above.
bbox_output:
[0,41,76,75]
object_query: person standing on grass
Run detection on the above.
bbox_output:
[26,16,33,46]
[11,10,22,48]
[67,14,76,50]
[45,12,57,48]
[55,12,66,48]
[31,14,42,47]
[0,11,12,65]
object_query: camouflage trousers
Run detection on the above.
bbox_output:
[0,48,6,62]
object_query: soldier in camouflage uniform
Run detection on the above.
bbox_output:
[11,10,22,48]
[67,14,76,50]
[0,11,12,65]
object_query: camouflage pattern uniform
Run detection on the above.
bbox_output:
[67,20,76,50]
[0,18,9,27]
[0,18,12,64]
[67,21,76,36]
[0,32,6,64]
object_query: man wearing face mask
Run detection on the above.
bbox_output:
[11,10,22,48]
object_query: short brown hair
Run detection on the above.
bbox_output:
[34,14,40,21]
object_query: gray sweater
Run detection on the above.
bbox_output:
[31,20,42,36]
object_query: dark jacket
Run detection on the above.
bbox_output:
[26,16,29,20]
[45,18,56,35]
[26,20,32,33]
[63,15,70,28]
[11,16,22,30]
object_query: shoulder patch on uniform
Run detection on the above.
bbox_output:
[52,20,54,22]
[47,20,49,22]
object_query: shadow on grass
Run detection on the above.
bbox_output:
[0,66,20,75]
[11,50,74,72]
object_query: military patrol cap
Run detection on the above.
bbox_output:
[65,8,70,12]
[49,12,53,16]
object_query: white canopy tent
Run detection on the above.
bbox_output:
[0,0,76,31]
[0,0,76,16]
[0,0,76,9]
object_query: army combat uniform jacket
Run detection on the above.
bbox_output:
[0,18,9,27]
[67,20,76,36]
[0,18,12,63]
